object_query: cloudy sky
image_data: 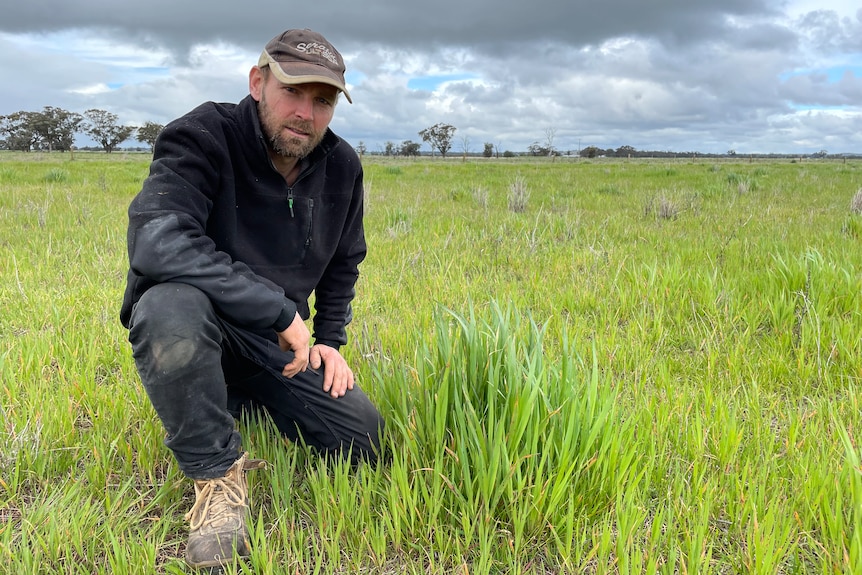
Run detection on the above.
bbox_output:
[1,1,860,154]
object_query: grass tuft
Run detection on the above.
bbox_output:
[850,187,862,215]
[644,194,680,219]
[42,168,69,183]
[507,175,529,212]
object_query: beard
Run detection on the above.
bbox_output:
[257,94,326,159]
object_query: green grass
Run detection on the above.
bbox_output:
[1,151,861,573]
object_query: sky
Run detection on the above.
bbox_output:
[1,1,860,155]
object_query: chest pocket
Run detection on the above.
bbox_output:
[228,191,315,269]
[278,194,314,264]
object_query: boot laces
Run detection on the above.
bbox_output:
[185,475,246,532]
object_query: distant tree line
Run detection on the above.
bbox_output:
[577,145,850,160]
[0,106,164,153]
[4,107,852,160]
[356,123,852,161]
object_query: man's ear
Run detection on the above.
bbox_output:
[249,66,265,102]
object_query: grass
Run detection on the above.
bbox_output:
[1,151,861,573]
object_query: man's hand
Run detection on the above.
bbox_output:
[310,344,355,398]
[276,312,310,378]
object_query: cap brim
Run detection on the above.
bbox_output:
[258,51,352,103]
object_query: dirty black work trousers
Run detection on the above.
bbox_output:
[127,282,384,479]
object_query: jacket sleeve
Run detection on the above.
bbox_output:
[127,118,296,330]
[312,165,367,349]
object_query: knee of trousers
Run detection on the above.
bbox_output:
[347,402,386,465]
[128,283,221,362]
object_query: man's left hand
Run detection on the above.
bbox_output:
[309,344,355,398]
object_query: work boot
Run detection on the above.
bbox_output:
[184,452,266,570]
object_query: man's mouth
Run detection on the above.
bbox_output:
[286,125,311,138]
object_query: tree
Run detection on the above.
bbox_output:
[527,142,551,156]
[615,145,636,158]
[418,122,456,157]
[398,140,421,157]
[483,143,494,158]
[0,111,39,151]
[580,146,601,158]
[544,127,557,158]
[459,134,471,161]
[354,141,367,157]
[136,121,164,153]
[83,109,136,153]
[30,107,82,152]
[383,141,396,156]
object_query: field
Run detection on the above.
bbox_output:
[1,152,861,574]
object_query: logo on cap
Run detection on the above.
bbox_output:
[295,42,339,66]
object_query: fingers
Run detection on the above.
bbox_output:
[324,366,354,398]
[277,313,311,377]
[309,346,322,370]
[281,344,309,378]
[315,345,354,399]
[282,359,301,378]
[280,342,356,398]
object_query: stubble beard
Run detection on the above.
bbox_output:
[258,95,325,159]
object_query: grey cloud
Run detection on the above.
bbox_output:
[1,1,859,154]
[1,0,776,55]
[797,8,862,52]
[780,71,862,107]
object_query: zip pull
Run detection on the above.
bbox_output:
[288,191,294,217]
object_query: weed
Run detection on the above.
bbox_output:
[842,216,862,238]
[727,171,758,194]
[508,174,529,212]
[644,194,680,219]
[850,187,862,214]
[448,187,466,201]
[43,168,68,183]
[383,207,412,237]
[471,185,489,208]
[597,183,623,195]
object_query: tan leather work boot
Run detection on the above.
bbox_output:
[184,452,266,570]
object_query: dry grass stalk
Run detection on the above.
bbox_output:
[850,188,862,215]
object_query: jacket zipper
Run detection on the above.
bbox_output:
[306,199,314,247]
[285,159,314,218]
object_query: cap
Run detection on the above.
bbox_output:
[258,29,352,103]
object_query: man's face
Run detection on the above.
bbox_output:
[252,68,338,159]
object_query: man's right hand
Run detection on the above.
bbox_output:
[276,312,310,378]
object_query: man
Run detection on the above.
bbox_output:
[120,29,383,570]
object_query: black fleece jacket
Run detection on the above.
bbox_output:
[119,95,366,349]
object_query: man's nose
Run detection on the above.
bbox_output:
[294,95,314,119]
